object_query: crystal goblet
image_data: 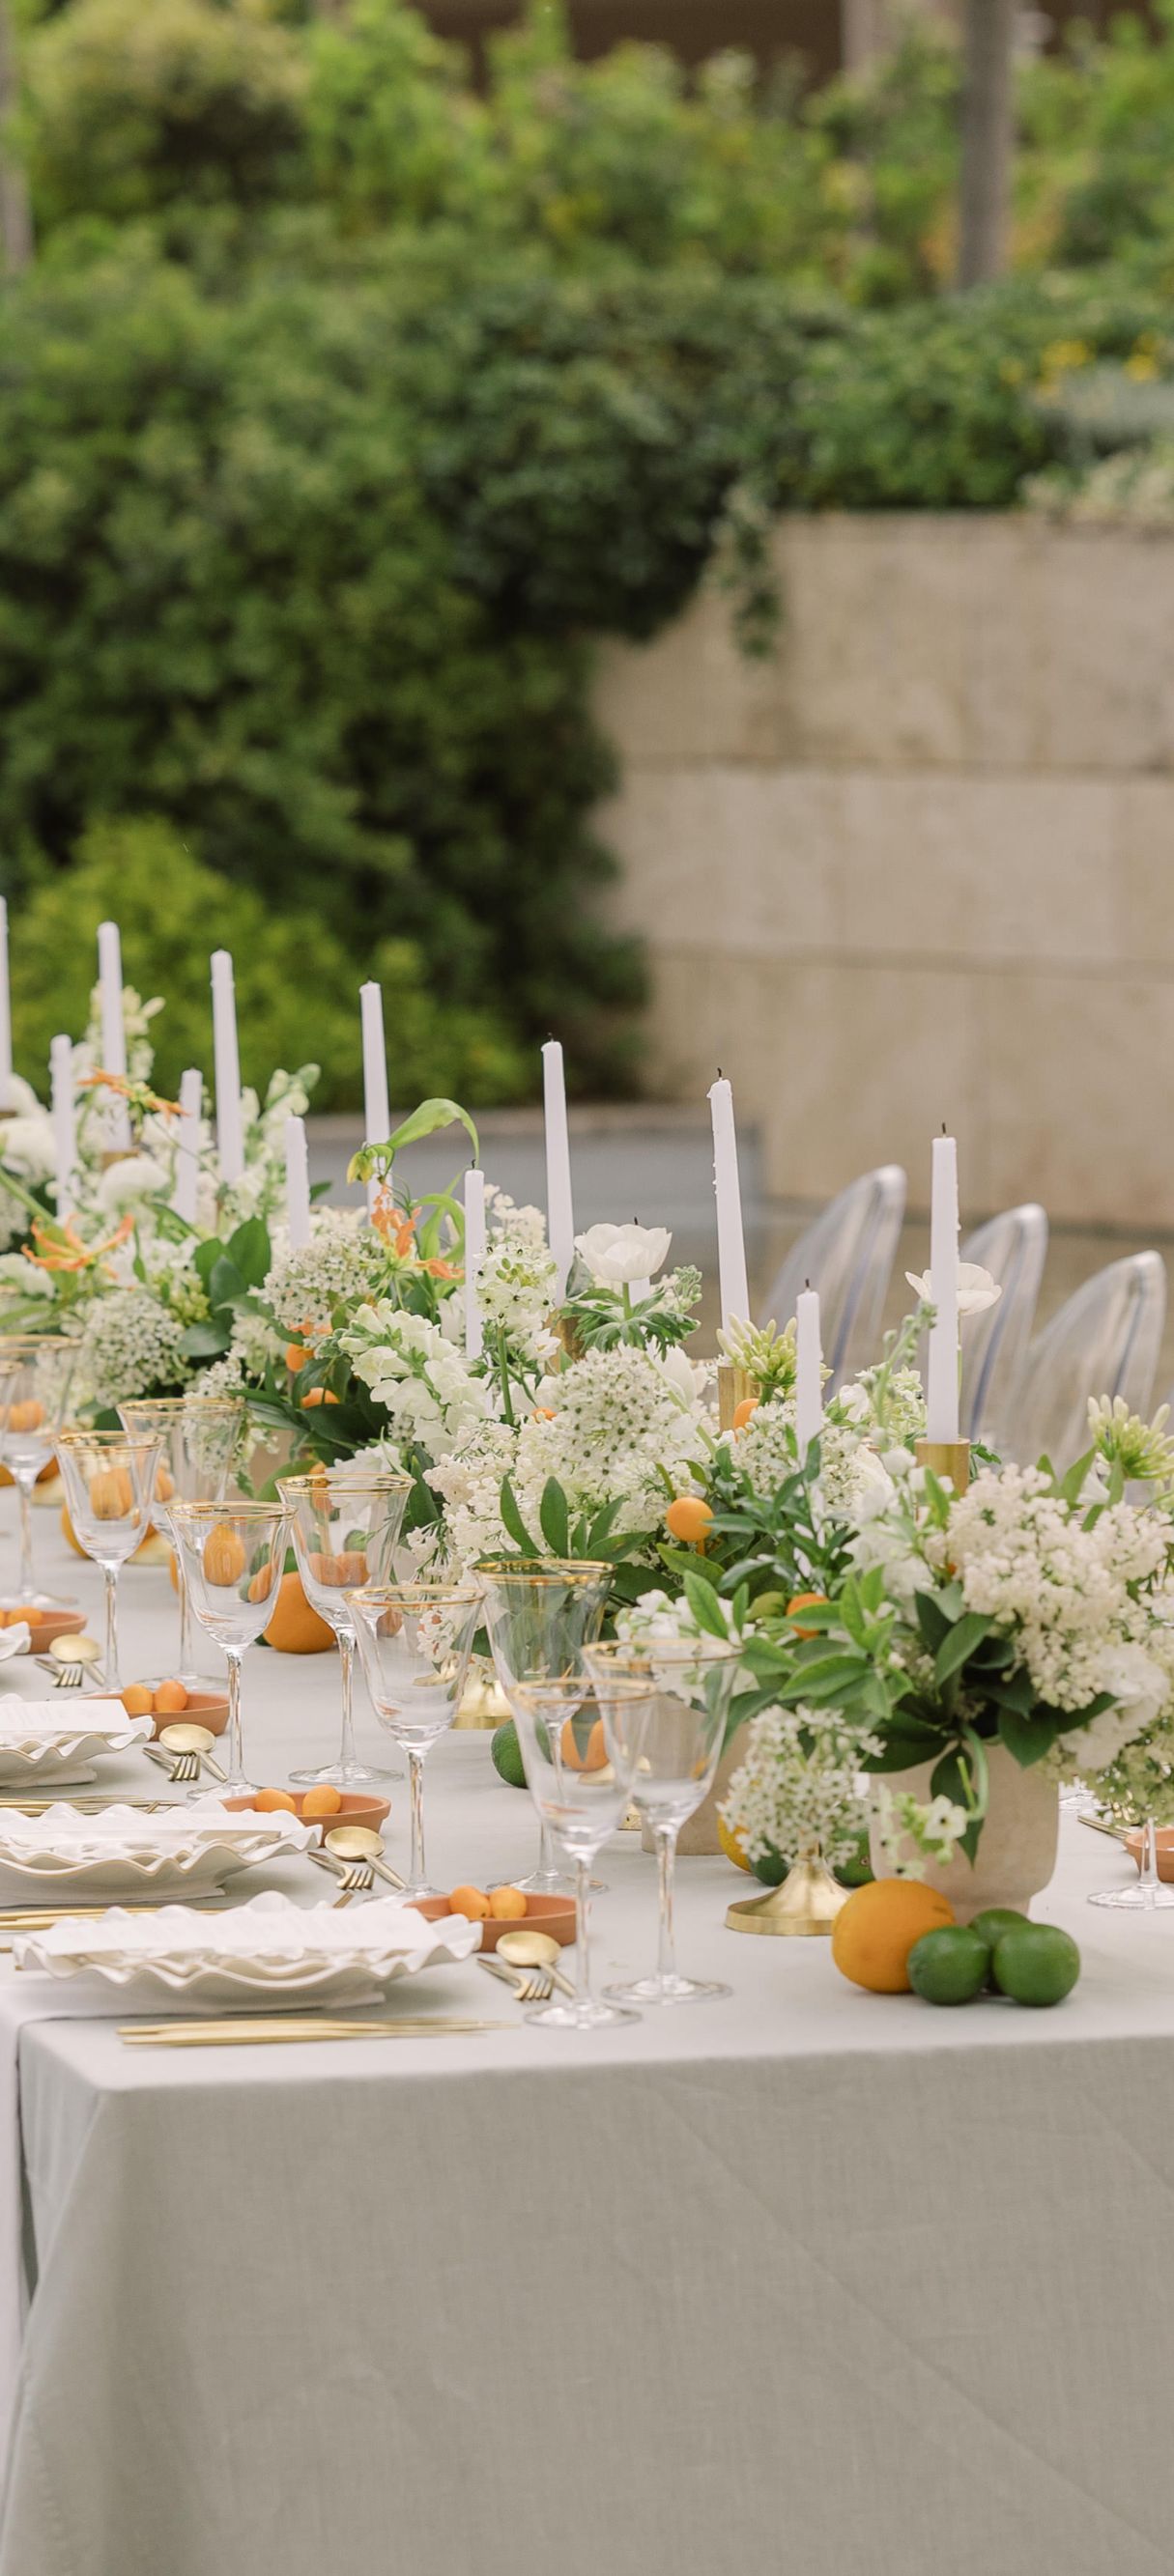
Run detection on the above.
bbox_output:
[476,1558,612,1894]
[587,1636,740,2004]
[54,1430,163,1687]
[508,1674,653,2030]
[118,1396,246,1684]
[0,1335,78,1605]
[277,1471,414,1787]
[167,1501,291,1795]
[349,1581,481,1897]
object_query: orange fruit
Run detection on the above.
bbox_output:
[5,1398,44,1434]
[300,1387,340,1410]
[731,1396,759,1431]
[448,1884,491,1921]
[121,1684,155,1718]
[255,1786,298,1814]
[262,1568,335,1654]
[831,1880,956,1995]
[559,1716,607,1771]
[203,1524,247,1587]
[246,1564,275,1603]
[285,1342,309,1374]
[334,1549,368,1587]
[61,1502,153,1564]
[88,1466,133,1520]
[168,1546,180,1595]
[153,1679,188,1715]
[301,1783,344,1819]
[488,1884,528,1921]
[155,1464,175,1503]
[787,1591,827,1638]
[718,1815,753,1873]
[664,1495,713,1546]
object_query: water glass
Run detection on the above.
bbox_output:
[349,1581,481,1896]
[54,1431,163,1686]
[1088,1816,1174,1911]
[0,1336,78,1604]
[119,1396,246,1683]
[168,1501,291,1794]
[587,1637,740,2004]
[277,1471,414,1787]
[508,1674,652,2030]
[476,1558,612,1894]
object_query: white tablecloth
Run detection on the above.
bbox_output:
[2,1510,1174,2576]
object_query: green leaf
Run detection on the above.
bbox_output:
[933,1611,994,1686]
[225,1218,271,1288]
[498,1477,539,1558]
[913,1590,952,1652]
[684,1571,730,1641]
[997,1707,1058,1768]
[387,1099,479,1160]
[207,1256,245,1314]
[180,1321,230,1360]
[538,1478,570,1558]
[1058,1445,1098,1509]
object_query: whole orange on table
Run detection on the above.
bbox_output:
[832,1880,956,1994]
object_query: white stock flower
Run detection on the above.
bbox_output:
[0,1111,56,1183]
[574,1222,673,1288]
[904,1261,1002,1318]
[97,1153,170,1214]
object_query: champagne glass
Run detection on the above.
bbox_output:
[168,1501,291,1795]
[277,1472,414,1788]
[118,1396,246,1684]
[54,1430,162,1687]
[0,1335,78,1605]
[349,1581,481,1897]
[587,1636,740,2005]
[476,1558,612,1894]
[508,1674,653,2030]
[1089,1816,1174,1911]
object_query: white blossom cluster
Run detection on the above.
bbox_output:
[264,1211,388,1340]
[721,1703,881,1872]
[735,1393,891,1515]
[341,1305,489,1459]
[73,1287,190,1410]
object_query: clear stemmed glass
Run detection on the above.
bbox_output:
[587,1636,740,2005]
[277,1472,414,1788]
[168,1501,291,1795]
[118,1396,246,1684]
[508,1674,653,2031]
[54,1431,163,1687]
[0,1336,78,1604]
[476,1558,612,1894]
[349,1581,481,1897]
[1088,1816,1174,1911]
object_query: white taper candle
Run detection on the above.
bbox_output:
[925,1133,960,1445]
[284,1115,311,1251]
[464,1165,486,1362]
[359,982,390,1214]
[50,1034,75,1216]
[794,1287,823,1457]
[708,1075,750,1331]
[210,950,244,1186]
[173,1068,202,1225]
[542,1040,575,1301]
[97,920,130,1149]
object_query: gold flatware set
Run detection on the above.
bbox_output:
[118,2016,514,2049]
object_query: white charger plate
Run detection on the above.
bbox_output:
[0,1699,154,1788]
[14,1888,482,2009]
[0,1798,315,1903]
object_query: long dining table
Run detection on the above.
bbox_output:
[0,1502,1173,2576]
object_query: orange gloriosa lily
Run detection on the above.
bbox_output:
[23,1212,135,1276]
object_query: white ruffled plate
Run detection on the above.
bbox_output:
[0,1699,155,1788]
[0,1626,31,1682]
[14,1888,482,2009]
[0,1798,315,1902]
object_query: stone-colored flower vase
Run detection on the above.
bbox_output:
[868,1742,1059,1923]
[643,1732,744,1857]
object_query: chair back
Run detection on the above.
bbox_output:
[759,1168,906,1390]
[959,1203,1048,1447]
[1011,1251,1167,1469]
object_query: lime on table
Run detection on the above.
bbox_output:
[971,1908,1031,1987]
[490,1719,527,1789]
[907,1925,989,2005]
[992,1924,1080,2007]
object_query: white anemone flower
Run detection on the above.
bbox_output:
[904,1261,1002,1318]
[574,1221,672,1288]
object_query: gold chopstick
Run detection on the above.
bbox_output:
[119,2017,514,2048]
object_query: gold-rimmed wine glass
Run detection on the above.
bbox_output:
[0,1335,78,1604]
[168,1500,291,1795]
[508,1674,653,2030]
[277,1471,414,1788]
[54,1430,163,1686]
[118,1396,246,1684]
[586,1636,740,2005]
[476,1558,612,1895]
[349,1581,481,1897]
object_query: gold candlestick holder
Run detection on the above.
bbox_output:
[726,1843,847,1938]
[716,1359,756,1434]
[914,1436,971,1489]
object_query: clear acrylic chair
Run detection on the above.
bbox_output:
[1010,1251,1167,1470]
[960,1203,1048,1449]
[759,1167,906,1391]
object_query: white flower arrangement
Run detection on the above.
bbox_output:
[340,1304,489,1459]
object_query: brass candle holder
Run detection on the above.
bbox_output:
[914,1436,971,1489]
[716,1359,756,1434]
[726,1843,847,1938]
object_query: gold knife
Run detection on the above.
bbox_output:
[119,2016,514,2047]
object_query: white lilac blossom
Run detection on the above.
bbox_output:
[721,1705,881,1873]
[341,1306,488,1458]
[734,1393,890,1516]
[74,1288,189,1409]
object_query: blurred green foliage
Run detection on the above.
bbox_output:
[4,0,1174,1104]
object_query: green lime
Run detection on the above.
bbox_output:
[970,1907,1031,1988]
[907,1925,989,2006]
[992,1924,1080,2008]
[751,1846,788,1886]
[490,1719,527,1789]
[835,1830,873,1890]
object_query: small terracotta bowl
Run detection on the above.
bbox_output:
[150,1688,230,1742]
[1125,1826,1174,1882]
[225,1789,391,1839]
[5,1606,87,1657]
[413,1891,576,1950]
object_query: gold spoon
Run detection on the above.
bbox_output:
[496,1926,577,1997]
[49,1634,102,1666]
[157,1721,227,1785]
[322,1824,405,1891]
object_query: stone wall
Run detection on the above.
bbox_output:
[594,515,1174,1228]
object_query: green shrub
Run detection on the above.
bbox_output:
[9,817,527,1108]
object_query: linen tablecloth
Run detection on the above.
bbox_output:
[3,1514,1174,2576]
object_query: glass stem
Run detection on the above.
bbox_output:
[177,1557,193,1680]
[15,1475,35,1599]
[225,1648,244,1787]
[574,1854,593,2011]
[654,1825,678,1986]
[336,1633,357,1774]
[408,1748,426,1887]
[102,1566,119,1686]
[1141,1817,1159,1892]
